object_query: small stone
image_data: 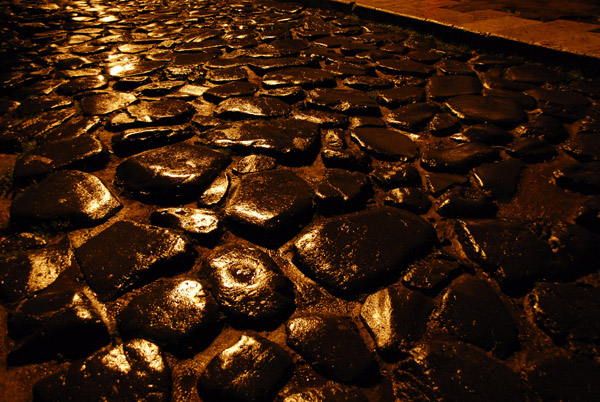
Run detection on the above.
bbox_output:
[224,170,313,244]
[361,285,434,355]
[445,95,526,126]
[115,143,231,201]
[198,173,230,207]
[352,127,419,161]
[473,159,523,199]
[75,220,196,301]
[321,148,371,172]
[34,339,171,402]
[421,142,498,172]
[10,170,122,230]
[384,187,431,214]
[286,314,377,382]
[294,207,436,296]
[150,208,220,241]
[423,172,468,195]
[197,334,293,402]
[371,164,421,188]
[79,92,137,115]
[314,169,370,211]
[385,103,439,131]
[207,244,294,321]
[117,277,221,354]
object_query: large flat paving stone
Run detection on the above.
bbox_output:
[351,127,419,161]
[293,207,437,297]
[445,95,526,126]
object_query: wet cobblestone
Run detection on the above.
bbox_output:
[1,0,600,401]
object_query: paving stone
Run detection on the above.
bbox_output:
[75,220,196,301]
[432,275,518,358]
[111,125,194,156]
[376,58,433,77]
[224,170,313,244]
[351,127,419,161]
[257,86,305,103]
[10,170,122,230]
[207,244,294,322]
[472,159,523,199]
[234,154,276,174]
[7,273,110,365]
[322,61,371,78]
[321,147,371,172]
[124,98,195,126]
[200,119,319,162]
[16,95,73,116]
[445,95,526,126]
[107,60,166,78]
[427,75,481,99]
[554,162,600,194]
[514,115,568,143]
[286,314,377,383]
[402,253,463,293]
[203,81,257,103]
[134,80,186,96]
[574,196,600,233]
[198,172,230,207]
[385,103,439,131]
[436,58,475,75]
[294,207,436,296]
[34,339,171,402]
[406,340,528,402]
[421,142,498,173]
[247,56,317,74]
[314,169,370,212]
[455,220,565,293]
[79,92,137,115]
[305,88,380,116]
[115,143,231,201]
[262,67,336,88]
[281,385,368,402]
[384,187,431,214]
[117,277,221,354]
[13,135,108,184]
[427,113,460,136]
[44,115,101,142]
[436,187,497,218]
[371,164,422,188]
[197,334,293,402]
[150,207,220,241]
[343,75,392,90]
[506,138,557,163]
[214,96,291,119]
[451,123,513,145]
[291,109,349,128]
[0,239,76,304]
[360,285,434,355]
[505,64,567,84]
[483,87,538,110]
[375,86,425,108]
[524,88,590,120]
[58,75,107,95]
[563,132,600,162]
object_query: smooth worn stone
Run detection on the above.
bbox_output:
[7,275,110,365]
[321,62,371,78]
[384,187,431,214]
[305,89,380,116]
[125,99,195,126]
[293,207,437,296]
[286,314,377,383]
[115,143,231,200]
[350,116,386,128]
[150,208,220,241]
[321,147,371,172]
[514,115,568,143]
[385,103,439,131]
[214,96,291,119]
[203,81,257,103]
[376,58,433,77]
[406,50,442,63]
[247,57,317,74]
[0,239,76,303]
[79,92,137,116]
[34,339,171,402]
[10,170,121,230]
[452,123,514,145]
[117,277,221,354]
[473,159,523,199]
[407,340,528,402]
[206,66,248,83]
[445,95,526,126]
[0,232,46,255]
[192,115,226,132]
[563,133,600,162]
[505,64,567,84]
[111,125,194,156]
[207,244,294,321]
[524,88,590,120]
[506,138,557,163]
[201,119,319,162]
[176,39,227,53]
[525,355,600,402]
[433,275,518,358]
[455,220,565,293]
[427,75,482,99]
[291,109,349,128]
[483,88,537,110]
[58,75,107,95]
[257,86,305,103]
[235,154,276,174]
[17,96,73,116]
[554,162,600,194]
[371,164,421,188]
[360,285,434,355]
[262,67,336,88]
[573,78,600,98]
[314,169,370,211]
[198,172,230,207]
[343,75,392,90]
[44,115,102,142]
[75,220,196,301]
[527,283,600,346]
[13,135,108,184]
[436,58,475,75]
[114,75,151,90]
[376,86,425,108]
[282,385,368,402]
[224,170,313,243]
[197,334,293,402]
[436,187,497,218]
[427,113,460,136]
[351,127,419,161]
[423,172,468,195]
[135,80,185,96]
[402,253,463,293]
[421,142,498,172]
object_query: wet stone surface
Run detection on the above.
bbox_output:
[1,0,599,401]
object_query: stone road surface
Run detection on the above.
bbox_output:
[1,0,600,401]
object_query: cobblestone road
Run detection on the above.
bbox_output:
[1,0,599,401]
